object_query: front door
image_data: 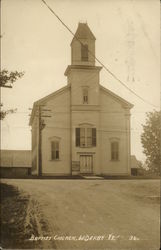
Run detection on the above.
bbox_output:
[80,155,93,174]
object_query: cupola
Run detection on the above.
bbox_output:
[71,23,96,66]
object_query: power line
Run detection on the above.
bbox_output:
[41,0,159,109]
[16,125,143,132]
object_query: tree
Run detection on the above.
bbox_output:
[0,69,24,120]
[141,110,161,175]
[0,69,24,88]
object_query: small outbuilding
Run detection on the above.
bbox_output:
[130,155,140,176]
[0,150,31,178]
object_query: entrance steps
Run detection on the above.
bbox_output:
[82,175,104,180]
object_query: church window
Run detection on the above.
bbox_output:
[51,141,59,160]
[76,128,80,147]
[87,128,92,147]
[80,127,86,147]
[75,127,96,147]
[111,141,119,161]
[83,88,88,104]
[81,44,88,61]
[92,127,96,146]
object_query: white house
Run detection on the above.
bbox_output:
[29,23,133,176]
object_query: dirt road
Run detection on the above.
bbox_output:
[1,179,160,250]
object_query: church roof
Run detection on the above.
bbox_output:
[29,85,70,125]
[100,85,134,108]
[71,23,96,44]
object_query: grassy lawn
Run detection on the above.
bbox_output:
[1,179,160,250]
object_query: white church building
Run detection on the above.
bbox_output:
[29,23,133,176]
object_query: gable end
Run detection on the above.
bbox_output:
[29,85,70,126]
[100,85,134,109]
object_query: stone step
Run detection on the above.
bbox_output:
[82,175,104,180]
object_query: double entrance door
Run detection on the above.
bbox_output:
[80,155,93,174]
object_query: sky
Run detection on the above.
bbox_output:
[1,0,160,162]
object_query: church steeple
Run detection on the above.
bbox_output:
[64,23,102,106]
[71,23,96,66]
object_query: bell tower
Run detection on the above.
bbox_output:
[71,22,96,66]
[65,23,102,106]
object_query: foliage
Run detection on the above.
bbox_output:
[0,69,24,120]
[141,110,161,175]
[0,104,17,120]
[0,69,24,88]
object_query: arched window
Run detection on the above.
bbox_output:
[81,44,88,61]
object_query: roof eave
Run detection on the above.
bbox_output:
[29,85,70,126]
[100,85,134,109]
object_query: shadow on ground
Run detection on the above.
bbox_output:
[0,183,55,249]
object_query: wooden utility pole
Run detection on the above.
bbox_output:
[37,105,51,177]
[38,105,42,177]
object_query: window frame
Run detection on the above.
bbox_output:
[75,125,96,148]
[49,136,61,161]
[80,127,86,147]
[82,87,89,104]
[110,138,120,161]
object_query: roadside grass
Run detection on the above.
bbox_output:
[0,183,41,249]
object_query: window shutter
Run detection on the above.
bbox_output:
[76,128,80,147]
[92,128,96,146]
